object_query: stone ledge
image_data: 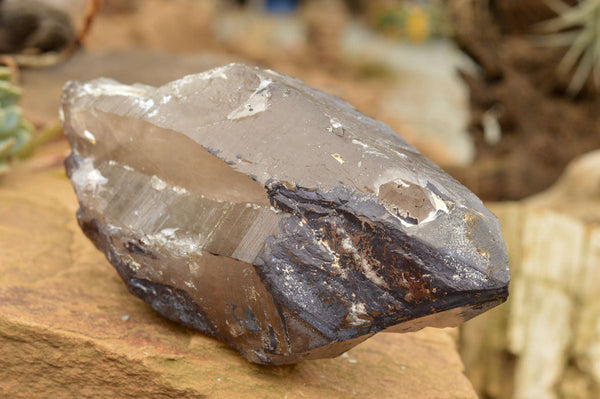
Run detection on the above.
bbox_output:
[0,145,477,399]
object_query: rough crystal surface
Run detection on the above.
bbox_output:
[62,63,510,365]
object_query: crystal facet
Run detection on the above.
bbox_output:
[62,63,510,365]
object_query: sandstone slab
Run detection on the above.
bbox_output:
[0,143,478,398]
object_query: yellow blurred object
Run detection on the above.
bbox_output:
[368,1,447,43]
[406,5,430,42]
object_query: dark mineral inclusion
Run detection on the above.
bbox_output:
[62,63,510,365]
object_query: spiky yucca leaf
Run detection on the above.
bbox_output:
[536,0,600,96]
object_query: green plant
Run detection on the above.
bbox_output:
[537,0,600,96]
[0,67,35,175]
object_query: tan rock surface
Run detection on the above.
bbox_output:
[0,143,477,398]
[526,149,600,223]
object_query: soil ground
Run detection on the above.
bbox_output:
[447,0,600,200]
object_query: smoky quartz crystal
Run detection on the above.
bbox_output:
[62,63,509,365]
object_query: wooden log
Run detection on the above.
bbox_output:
[460,150,600,399]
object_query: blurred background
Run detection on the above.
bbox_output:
[1,1,600,398]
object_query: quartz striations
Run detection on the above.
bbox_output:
[61,63,510,365]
